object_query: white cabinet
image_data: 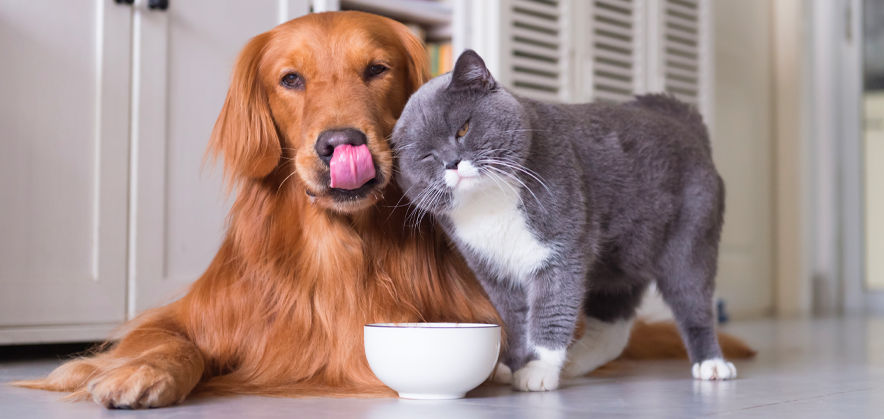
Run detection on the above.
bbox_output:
[0,0,132,342]
[0,0,308,344]
[127,0,307,315]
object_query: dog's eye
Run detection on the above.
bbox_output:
[456,121,470,138]
[365,64,388,79]
[281,72,304,90]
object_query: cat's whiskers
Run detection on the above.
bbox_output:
[472,149,540,178]
[483,156,552,195]
[474,148,515,159]
[418,182,449,227]
[420,185,446,226]
[482,168,523,208]
[481,165,531,210]
[484,165,539,211]
[384,182,423,227]
[475,158,542,203]
[404,184,431,227]
[409,187,433,227]
[483,129,550,133]
[406,180,445,229]
[409,190,434,228]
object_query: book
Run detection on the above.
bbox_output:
[425,41,452,78]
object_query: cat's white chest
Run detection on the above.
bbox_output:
[448,180,552,285]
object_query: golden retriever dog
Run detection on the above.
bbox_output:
[16,12,500,408]
[16,11,752,409]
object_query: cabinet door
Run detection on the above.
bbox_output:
[129,0,309,315]
[0,0,131,335]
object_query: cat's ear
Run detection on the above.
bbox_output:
[448,49,496,92]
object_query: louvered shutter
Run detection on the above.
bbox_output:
[588,0,639,103]
[660,0,702,106]
[502,0,567,102]
[584,0,710,116]
[463,0,710,113]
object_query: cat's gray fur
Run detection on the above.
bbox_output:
[391,50,733,389]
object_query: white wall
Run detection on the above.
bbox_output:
[866,92,884,290]
[710,0,775,318]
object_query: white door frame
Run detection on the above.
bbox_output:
[839,0,867,314]
[793,0,867,315]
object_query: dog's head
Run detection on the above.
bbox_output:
[209,12,428,213]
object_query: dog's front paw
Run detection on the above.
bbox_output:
[692,358,737,380]
[490,363,513,384]
[88,363,183,409]
[513,360,560,391]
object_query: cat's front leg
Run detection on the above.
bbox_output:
[477,273,532,384]
[514,263,584,392]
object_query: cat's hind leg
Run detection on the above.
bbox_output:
[655,178,735,380]
[562,316,633,377]
[562,284,645,378]
[656,253,736,380]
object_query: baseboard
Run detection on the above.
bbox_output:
[0,323,119,345]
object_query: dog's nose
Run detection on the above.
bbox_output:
[315,129,367,163]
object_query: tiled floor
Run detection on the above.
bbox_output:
[2,316,883,418]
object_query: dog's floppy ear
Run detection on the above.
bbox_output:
[390,21,430,95]
[208,32,281,184]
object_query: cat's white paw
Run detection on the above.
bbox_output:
[692,358,737,380]
[513,360,561,391]
[490,363,512,384]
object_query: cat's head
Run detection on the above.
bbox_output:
[391,50,530,215]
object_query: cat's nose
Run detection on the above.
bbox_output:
[315,128,367,164]
[444,159,461,170]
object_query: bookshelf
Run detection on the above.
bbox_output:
[338,0,455,76]
[339,0,452,29]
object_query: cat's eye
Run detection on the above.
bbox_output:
[420,154,435,162]
[456,121,470,138]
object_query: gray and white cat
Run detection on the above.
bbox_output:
[390,50,735,391]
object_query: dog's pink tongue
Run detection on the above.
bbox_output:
[329,144,376,190]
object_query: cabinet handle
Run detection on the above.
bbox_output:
[148,0,169,10]
[114,0,134,5]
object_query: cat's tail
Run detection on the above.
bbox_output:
[629,93,710,150]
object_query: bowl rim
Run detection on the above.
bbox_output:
[364,322,500,329]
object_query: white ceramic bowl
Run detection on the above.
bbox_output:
[364,323,501,400]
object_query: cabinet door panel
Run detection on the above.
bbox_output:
[130,0,309,315]
[0,0,131,327]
